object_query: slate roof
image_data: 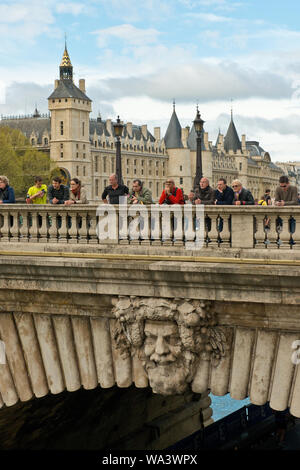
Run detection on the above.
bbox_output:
[246,140,265,157]
[90,120,156,142]
[247,157,258,166]
[164,108,183,149]
[224,118,241,153]
[48,80,91,101]
[0,117,51,144]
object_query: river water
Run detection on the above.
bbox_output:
[210,393,251,421]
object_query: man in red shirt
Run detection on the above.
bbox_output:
[159,179,184,205]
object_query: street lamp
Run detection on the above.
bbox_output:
[193,106,205,191]
[113,115,124,185]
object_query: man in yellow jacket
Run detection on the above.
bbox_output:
[26,176,47,204]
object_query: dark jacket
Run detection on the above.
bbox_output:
[215,186,234,205]
[48,184,70,204]
[0,185,15,203]
[102,184,129,204]
[234,187,255,205]
[194,186,215,205]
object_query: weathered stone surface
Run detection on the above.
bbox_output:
[112,297,227,395]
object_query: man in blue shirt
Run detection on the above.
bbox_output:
[214,178,234,241]
[214,178,234,205]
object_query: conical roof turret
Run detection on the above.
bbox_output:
[224,112,241,152]
[164,103,183,149]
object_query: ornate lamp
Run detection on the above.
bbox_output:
[113,116,124,185]
[193,106,205,191]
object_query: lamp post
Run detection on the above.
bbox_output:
[113,115,124,185]
[193,106,205,191]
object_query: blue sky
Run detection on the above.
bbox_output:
[0,0,300,161]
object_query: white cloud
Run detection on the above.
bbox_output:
[92,24,161,48]
[94,61,291,103]
[185,12,233,22]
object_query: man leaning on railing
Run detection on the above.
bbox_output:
[0,176,15,204]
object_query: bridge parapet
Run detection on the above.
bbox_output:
[0,204,299,251]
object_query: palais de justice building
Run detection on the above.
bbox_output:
[0,46,284,202]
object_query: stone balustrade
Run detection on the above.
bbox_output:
[0,204,299,250]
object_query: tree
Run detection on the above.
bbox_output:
[0,126,60,199]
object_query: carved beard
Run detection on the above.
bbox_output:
[144,354,196,396]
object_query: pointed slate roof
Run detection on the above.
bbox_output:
[224,115,241,153]
[164,106,183,149]
[48,80,91,101]
[187,124,206,151]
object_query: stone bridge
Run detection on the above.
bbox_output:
[0,204,299,449]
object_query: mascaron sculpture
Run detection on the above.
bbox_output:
[112,296,228,395]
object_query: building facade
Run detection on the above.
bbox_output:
[0,46,285,202]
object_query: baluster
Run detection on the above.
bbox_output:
[48,211,58,242]
[10,211,20,241]
[140,206,150,246]
[218,214,231,247]
[128,209,140,245]
[161,206,172,246]
[278,214,291,249]
[150,206,161,246]
[173,206,184,246]
[58,211,68,242]
[88,211,98,244]
[29,210,39,243]
[68,211,78,244]
[78,211,88,244]
[118,205,128,244]
[254,213,267,248]
[39,212,49,243]
[19,210,29,242]
[1,212,10,242]
[184,205,196,247]
[265,214,278,247]
[291,214,300,249]
[207,213,219,246]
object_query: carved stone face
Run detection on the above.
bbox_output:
[144,320,181,365]
[143,320,192,395]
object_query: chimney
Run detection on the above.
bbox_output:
[154,127,161,141]
[181,127,189,147]
[54,79,59,89]
[126,122,133,137]
[79,79,86,93]
[204,131,209,149]
[141,124,147,139]
[241,134,246,152]
[218,134,224,151]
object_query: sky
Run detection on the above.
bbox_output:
[0,0,300,162]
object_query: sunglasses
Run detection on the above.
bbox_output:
[232,185,239,188]
[280,184,287,188]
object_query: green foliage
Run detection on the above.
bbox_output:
[0,126,60,199]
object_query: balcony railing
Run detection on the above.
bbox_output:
[0,205,299,250]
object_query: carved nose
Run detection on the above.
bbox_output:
[155,336,169,355]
